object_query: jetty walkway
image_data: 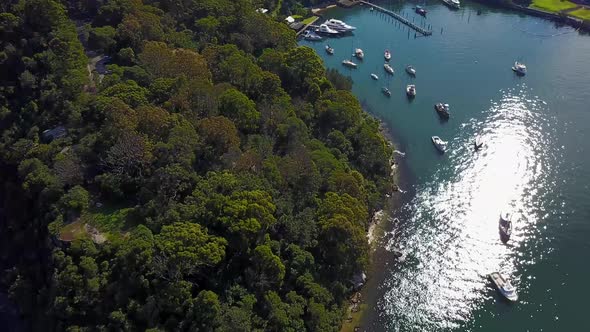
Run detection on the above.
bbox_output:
[359,1,433,36]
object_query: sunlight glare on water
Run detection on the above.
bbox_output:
[380,86,559,331]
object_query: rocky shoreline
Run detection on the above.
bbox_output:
[340,115,404,332]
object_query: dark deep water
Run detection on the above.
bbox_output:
[302,1,590,331]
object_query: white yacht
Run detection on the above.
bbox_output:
[317,24,339,35]
[431,136,448,153]
[512,61,527,75]
[405,65,416,76]
[442,0,460,9]
[489,272,519,302]
[342,59,357,68]
[371,73,379,80]
[384,49,391,61]
[325,18,357,32]
[384,63,394,74]
[406,84,416,97]
[354,48,364,60]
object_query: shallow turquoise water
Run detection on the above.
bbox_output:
[301,1,590,331]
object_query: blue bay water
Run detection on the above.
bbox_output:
[301,1,590,331]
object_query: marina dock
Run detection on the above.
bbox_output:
[295,16,320,36]
[360,1,433,36]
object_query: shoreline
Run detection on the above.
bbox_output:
[339,107,408,332]
[473,0,590,32]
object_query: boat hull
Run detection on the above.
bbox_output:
[442,0,460,9]
[434,104,450,119]
[489,272,519,302]
[499,214,512,242]
[342,60,357,68]
[431,137,446,153]
[512,67,526,76]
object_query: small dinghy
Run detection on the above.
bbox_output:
[384,49,391,61]
[370,73,379,80]
[512,61,527,75]
[382,87,391,97]
[325,44,334,55]
[384,63,394,74]
[415,5,427,16]
[405,65,416,76]
[354,48,364,60]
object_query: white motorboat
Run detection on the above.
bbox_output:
[317,24,339,35]
[442,0,460,9]
[325,44,334,55]
[405,65,416,76]
[499,211,512,242]
[382,87,391,97]
[489,272,519,302]
[371,73,379,80]
[354,48,364,60]
[342,59,357,68]
[384,49,391,61]
[431,136,448,153]
[325,18,357,32]
[384,63,394,74]
[434,103,450,119]
[406,84,416,97]
[303,30,322,41]
[512,61,527,75]
[415,5,427,16]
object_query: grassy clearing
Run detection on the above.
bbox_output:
[530,0,578,12]
[569,8,590,20]
[82,205,134,235]
[301,16,318,25]
[59,221,87,241]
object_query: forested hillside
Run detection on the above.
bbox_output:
[0,0,393,330]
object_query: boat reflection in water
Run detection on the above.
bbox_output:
[379,87,558,330]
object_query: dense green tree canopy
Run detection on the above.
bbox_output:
[0,0,394,331]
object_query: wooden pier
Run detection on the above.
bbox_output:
[360,1,433,36]
[295,16,320,36]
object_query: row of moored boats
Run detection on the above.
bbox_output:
[303,18,357,41]
[310,11,525,306]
